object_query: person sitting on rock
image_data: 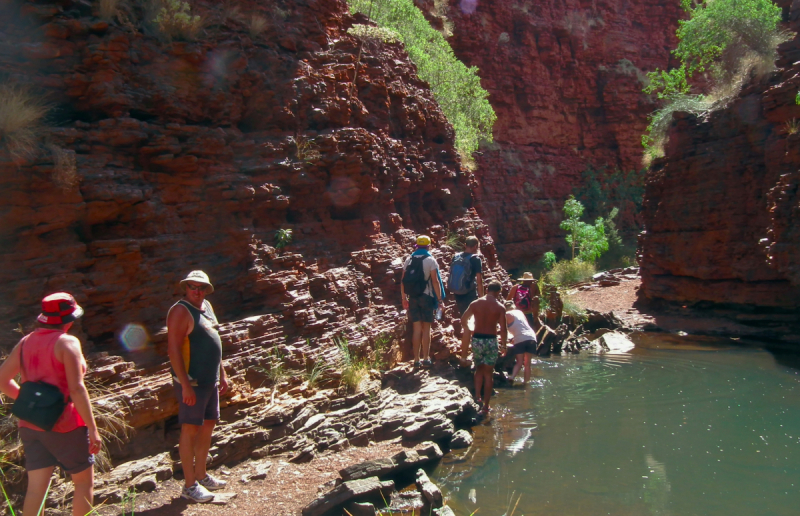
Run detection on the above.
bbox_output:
[401,235,445,368]
[461,280,507,414]
[0,292,102,516]
[448,235,484,362]
[506,272,542,331]
[545,287,564,327]
[504,301,539,384]
[167,270,229,503]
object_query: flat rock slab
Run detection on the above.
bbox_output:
[302,477,395,516]
[415,469,443,509]
[450,429,473,449]
[339,442,443,481]
[210,492,238,505]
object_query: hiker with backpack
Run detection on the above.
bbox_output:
[401,235,445,368]
[447,236,484,361]
[0,293,102,516]
[506,272,542,332]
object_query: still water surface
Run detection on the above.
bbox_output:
[432,334,800,516]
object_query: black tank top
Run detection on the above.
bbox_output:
[174,299,222,386]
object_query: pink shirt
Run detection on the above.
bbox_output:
[18,328,85,433]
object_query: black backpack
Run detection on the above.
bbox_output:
[11,337,68,431]
[403,255,429,297]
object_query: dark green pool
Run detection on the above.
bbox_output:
[432,334,800,516]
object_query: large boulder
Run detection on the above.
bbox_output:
[301,477,394,516]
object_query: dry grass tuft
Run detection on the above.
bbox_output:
[97,0,124,21]
[290,135,321,162]
[152,0,205,41]
[248,14,268,37]
[86,380,132,472]
[0,85,47,160]
[48,145,79,190]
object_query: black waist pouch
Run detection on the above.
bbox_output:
[12,381,66,431]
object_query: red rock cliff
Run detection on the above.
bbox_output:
[419,0,680,266]
[638,2,800,323]
[0,0,506,354]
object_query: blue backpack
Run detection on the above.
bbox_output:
[448,252,474,295]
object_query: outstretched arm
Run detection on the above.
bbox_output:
[506,284,517,302]
[499,308,508,352]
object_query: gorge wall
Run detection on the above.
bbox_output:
[418,0,681,267]
[638,1,800,334]
[0,0,507,357]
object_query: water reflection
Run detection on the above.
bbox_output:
[434,340,800,515]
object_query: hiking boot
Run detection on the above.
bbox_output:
[413,361,421,368]
[182,482,214,503]
[422,358,432,368]
[198,473,227,491]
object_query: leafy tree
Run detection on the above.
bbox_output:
[348,0,496,156]
[559,196,609,263]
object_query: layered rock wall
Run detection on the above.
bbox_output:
[421,0,680,266]
[638,1,800,324]
[0,0,505,353]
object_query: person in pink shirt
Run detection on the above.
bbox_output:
[0,293,101,516]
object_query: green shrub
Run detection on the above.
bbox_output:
[348,0,496,157]
[154,0,203,41]
[546,259,596,287]
[642,0,791,157]
[542,251,557,271]
[275,228,292,249]
[335,337,369,393]
[347,24,400,43]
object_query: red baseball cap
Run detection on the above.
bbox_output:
[37,292,84,325]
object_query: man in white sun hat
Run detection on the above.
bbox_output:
[167,270,229,503]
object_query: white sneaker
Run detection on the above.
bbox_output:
[198,473,227,491]
[181,482,214,503]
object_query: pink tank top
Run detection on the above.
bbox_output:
[18,329,85,433]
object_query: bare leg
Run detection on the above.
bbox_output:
[523,353,533,384]
[412,321,422,362]
[71,466,94,516]
[480,365,494,410]
[194,420,216,482]
[180,423,201,487]
[23,466,54,516]
[511,354,523,381]
[421,322,432,360]
[473,365,483,403]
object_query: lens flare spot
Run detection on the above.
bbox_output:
[120,323,149,351]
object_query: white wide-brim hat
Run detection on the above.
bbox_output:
[179,270,214,294]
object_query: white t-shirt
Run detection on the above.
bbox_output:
[506,309,537,343]
[403,254,439,297]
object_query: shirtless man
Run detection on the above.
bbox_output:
[460,280,507,414]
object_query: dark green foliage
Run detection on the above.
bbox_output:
[573,166,646,232]
[348,0,496,157]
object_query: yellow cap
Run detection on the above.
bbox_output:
[416,235,432,246]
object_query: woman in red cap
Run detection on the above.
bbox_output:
[0,292,101,516]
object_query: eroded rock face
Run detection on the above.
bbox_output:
[417,0,681,266]
[0,0,503,353]
[638,1,800,321]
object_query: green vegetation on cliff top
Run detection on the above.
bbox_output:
[642,0,791,159]
[348,0,496,159]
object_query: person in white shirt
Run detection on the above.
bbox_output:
[504,301,539,384]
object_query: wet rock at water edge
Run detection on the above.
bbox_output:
[415,469,443,509]
[449,429,473,449]
[302,477,394,516]
[339,442,443,481]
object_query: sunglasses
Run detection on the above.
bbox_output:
[185,283,207,292]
